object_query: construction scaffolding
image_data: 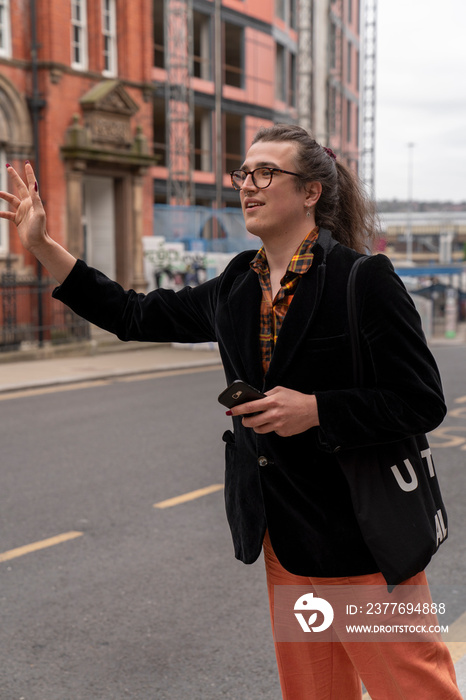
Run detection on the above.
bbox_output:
[359,0,377,197]
[328,0,346,157]
[164,0,195,205]
[297,0,312,133]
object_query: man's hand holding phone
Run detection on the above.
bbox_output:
[219,381,320,437]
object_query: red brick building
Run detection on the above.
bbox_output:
[0,0,155,291]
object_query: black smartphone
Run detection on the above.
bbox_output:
[218,380,266,409]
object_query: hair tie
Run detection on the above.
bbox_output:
[323,146,337,161]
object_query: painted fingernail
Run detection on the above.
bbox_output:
[34,182,38,192]
[5,163,10,168]
[25,160,30,164]
[225,410,233,416]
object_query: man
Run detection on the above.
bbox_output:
[0,125,460,698]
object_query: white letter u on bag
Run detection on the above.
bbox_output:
[391,459,419,492]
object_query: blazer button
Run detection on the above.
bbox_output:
[258,456,268,467]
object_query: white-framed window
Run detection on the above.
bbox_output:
[0,0,12,58]
[71,0,88,70]
[102,0,117,76]
[0,148,9,254]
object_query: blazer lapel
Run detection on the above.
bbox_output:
[226,268,264,388]
[223,229,336,389]
[265,260,326,383]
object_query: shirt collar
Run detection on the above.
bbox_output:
[250,227,319,278]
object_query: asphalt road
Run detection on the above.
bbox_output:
[0,368,279,700]
[0,347,464,699]
[426,346,466,626]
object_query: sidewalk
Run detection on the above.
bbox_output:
[0,342,222,394]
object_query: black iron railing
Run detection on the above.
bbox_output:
[0,262,89,352]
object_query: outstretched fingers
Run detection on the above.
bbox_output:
[0,209,19,223]
[0,190,20,212]
[0,185,21,222]
[23,162,39,194]
[0,163,46,246]
[5,163,32,200]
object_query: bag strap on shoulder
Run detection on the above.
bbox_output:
[346,256,369,386]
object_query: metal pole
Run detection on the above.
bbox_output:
[29,0,45,345]
[214,0,222,221]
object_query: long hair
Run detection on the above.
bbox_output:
[251,124,379,253]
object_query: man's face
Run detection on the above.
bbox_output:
[238,140,310,240]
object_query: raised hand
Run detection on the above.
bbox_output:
[0,162,47,253]
[0,162,76,283]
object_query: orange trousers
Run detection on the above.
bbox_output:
[263,531,461,700]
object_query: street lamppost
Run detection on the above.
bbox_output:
[406,142,415,264]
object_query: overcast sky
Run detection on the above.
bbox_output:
[375,0,466,202]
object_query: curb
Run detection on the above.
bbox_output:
[0,339,161,365]
[0,357,223,395]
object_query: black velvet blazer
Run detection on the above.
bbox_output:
[53,229,446,577]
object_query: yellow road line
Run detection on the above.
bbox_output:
[154,484,224,509]
[429,426,466,449]
[362,611,466,699]
[0,531,83,563]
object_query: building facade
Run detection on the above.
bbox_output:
[327,0,361,171]
[153,0,362,213]
[0,0,155,291]
[152,0,300,211]
[0,0,363,348]
[298,0,361,176]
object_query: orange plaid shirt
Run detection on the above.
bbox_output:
[250,227,319,374]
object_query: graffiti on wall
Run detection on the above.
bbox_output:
[143,239,208,291]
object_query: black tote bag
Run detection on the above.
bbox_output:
[337,256,448,587]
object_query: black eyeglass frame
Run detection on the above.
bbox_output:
[229,167,304,190]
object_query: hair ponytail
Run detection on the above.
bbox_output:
[331,160,379,253]
[251,124,379,253]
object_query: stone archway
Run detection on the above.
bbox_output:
[0,76,33,259]
[0,74,33,156]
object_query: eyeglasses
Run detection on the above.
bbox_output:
[230,167,303,191]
